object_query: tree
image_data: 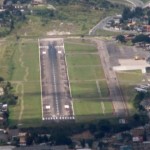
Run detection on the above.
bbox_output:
[26,133,33,145]
[132,34,150,43]
[116,35,126,43]
[122,7,132,20]
[98,119,112,133]
[134,7,143,17]
[147,10,150,17]
[148,17,150,25]
[133,92,145,110]
[130,113,149,127]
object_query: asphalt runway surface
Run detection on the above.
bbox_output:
[39,38,74,121]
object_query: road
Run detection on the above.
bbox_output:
[143,1,150,8]
[39,38,74,121]
[125,0,144,7]
[89,16,114,36]
[95,39,128,117]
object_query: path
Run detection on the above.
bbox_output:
[17,42,29,122]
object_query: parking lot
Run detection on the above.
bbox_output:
[39,38,74,121]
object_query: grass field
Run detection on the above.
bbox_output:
[116,70,143,114]
[0,38,42,127]
[65,39,113,121]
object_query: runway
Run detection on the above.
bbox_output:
[39,38,74,121]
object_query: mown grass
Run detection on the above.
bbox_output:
[99,80,110,97]
[66,54,100,66]
[71,81,100,98]
[2,38,42,127]
[103,101,114,114]
[68,66,105,81]
[74,99,103,115]
[65,40,113,121]
[65,42,97,53]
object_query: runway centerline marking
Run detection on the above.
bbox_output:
[51,47,60,115]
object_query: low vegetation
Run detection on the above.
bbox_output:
[0,37,41,127]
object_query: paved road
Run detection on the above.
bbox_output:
[95,39,128,117]
[143,1,150,8]
[89,16,114,36]
[39,38,74,121]
[126,0,144,7]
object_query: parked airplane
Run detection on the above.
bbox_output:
[135,87,147,93]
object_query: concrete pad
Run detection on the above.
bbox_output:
[42,51,46,54]
[113,59,150,73]
[46,105,50,109]
[58,51,62,54]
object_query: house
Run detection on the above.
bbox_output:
[72,130,94,141]
[32,0,44,5]
[0,103,8,112]
[131,127,145,142]
[124,34,135,41]
[0,130,8,144]
[142,141,150,149]
[0,87,4,96]
[8,129,19,140]
[113,17,120,24]
[141,99,150,111]
[143,25,150,32]
[18,132,27,146]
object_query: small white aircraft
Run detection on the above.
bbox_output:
[135,87,147,93]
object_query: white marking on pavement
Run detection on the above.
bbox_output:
[96,80,105,114]
[51,48,60,115]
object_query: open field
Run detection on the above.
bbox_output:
[65,39,113,121]
[95,29,121,37]
[0,38,42,127]
[116,70,143,114]
[65,41,98,53]
[12,2,123,37]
